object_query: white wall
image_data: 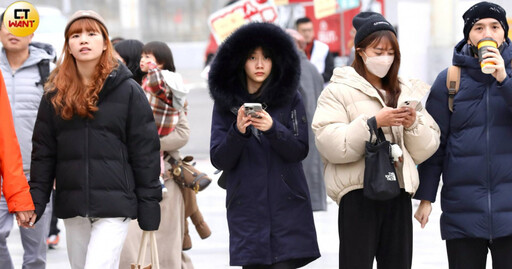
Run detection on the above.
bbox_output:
[397,2,431,82]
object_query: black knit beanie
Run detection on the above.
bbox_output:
[463,1,508,41]
[353,12,396,47]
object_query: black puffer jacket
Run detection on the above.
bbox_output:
[30,63,162,231]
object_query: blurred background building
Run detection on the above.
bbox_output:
[0,0,511,83]
[0,0,223,42]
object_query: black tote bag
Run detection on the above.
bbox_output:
[363,117,400,200]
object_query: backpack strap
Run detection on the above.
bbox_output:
[36,59,50,87]
[445,60,512,112]
[446,65,461,112]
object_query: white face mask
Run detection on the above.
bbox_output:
[363,52,394,78]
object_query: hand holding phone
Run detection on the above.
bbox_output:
[400,100,420,128]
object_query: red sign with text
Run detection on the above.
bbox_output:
[208,0,278,44]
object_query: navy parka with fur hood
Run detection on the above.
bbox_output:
[415,39,512,241]
[30,63,162,231]
[208,23,320,267]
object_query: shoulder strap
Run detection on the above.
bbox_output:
[445,60,512,112]
[36,59,50,87]
[446,65,461,112]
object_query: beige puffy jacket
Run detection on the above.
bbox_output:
[312,67,440,204]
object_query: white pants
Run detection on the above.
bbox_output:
[64,216,130,269]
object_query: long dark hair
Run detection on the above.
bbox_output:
[237,46,275,97]
[114,39,144,84]
[352,30,401,107]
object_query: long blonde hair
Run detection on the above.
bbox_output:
[46,18,118,120]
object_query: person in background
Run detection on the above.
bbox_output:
[296,17,335,83]
[29,10,161,269]
[119,40,196,269]
[312,12,440,269]
[110,36,124,46]
[114,39,145,84]
[285,28,327,211]
[414,2,512,269]
[0,11,55,269]
[209,22,320,269]
[0,69,37,267]
[139,41,189,194]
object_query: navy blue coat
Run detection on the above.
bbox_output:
[208,23,320,267]
[415,39,512,240]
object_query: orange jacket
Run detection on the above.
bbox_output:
[0,70,34,213]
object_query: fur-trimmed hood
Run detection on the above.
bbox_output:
[208,22,300,110]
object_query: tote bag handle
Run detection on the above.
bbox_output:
[132,231,160,269]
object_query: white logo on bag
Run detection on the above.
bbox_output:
[385,172,397,181]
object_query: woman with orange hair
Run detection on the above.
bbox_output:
[28,10,162,269]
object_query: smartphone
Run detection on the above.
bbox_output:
[401,100,423,111]
[244,103,263,118]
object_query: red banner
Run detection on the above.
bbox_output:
[305,5,341,54]
[303,0,385,56]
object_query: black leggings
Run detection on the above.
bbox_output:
[243,260,296,269]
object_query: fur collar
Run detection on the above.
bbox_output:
[208,22,301,110]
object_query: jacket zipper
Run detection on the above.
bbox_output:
[11,74,16,125]
[85,119,90,217]
[291,109,299,136]
[486,85,493,242]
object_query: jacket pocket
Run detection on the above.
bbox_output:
[281,172,307,201]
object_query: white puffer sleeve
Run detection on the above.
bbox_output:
[312,85,371,164]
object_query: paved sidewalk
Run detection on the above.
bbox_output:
[7,158,493,268]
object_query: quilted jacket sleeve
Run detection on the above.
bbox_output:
[0,71,34,213]
[415,70,450,202]
[30,95,57,221]
[402,79,441,164]
[126,84,162,231]
[312,85,371,164]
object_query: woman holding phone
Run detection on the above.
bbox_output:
[208,22,320,269]
[311,12,440,269]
